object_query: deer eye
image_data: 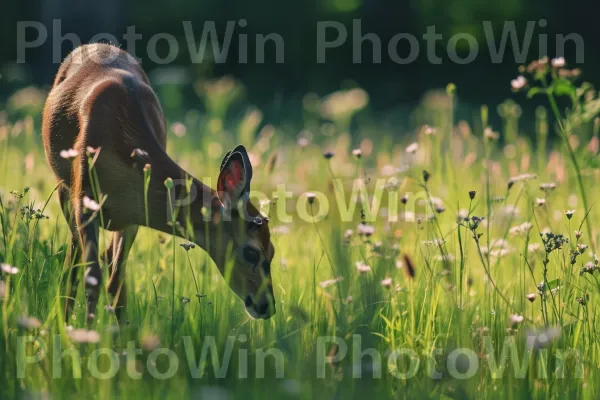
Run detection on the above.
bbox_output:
[243,246,260,265]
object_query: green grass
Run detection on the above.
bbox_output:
[1,61,600,399]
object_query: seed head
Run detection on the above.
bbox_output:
[422,170,431,183]
[323,151,334,160]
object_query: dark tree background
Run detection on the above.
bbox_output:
[1,0,599,124]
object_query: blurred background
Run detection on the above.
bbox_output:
[1,0,598,133]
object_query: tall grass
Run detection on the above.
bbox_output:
[0,62,599,399]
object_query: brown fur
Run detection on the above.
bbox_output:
[42,43,275,320]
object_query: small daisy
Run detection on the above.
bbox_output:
[380,277,392,288]
[551,57,565,68]
[1,263,19,275]
[355,261,372,273]
[565,210,576,219]
[511,75,527,91]
[68,328,100,344]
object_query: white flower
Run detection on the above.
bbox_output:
[511,75,527,90]
[380,277,392,288]
[59,148,79,159]
[83,196,100,212]
[1,263,19,275]
[357,224,375,237]
[551,57,565,68]
[405,142,419,154]
[319,277,344,288]
[68,328,100,343]
[509,222,533,236]
[509,314,525,325]
[355,261,372,273]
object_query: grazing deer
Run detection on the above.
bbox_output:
[42,43,276,321]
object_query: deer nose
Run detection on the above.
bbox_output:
[244,295,275,319]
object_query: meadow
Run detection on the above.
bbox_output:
[0,57,599,399]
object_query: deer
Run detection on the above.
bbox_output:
[42,43,276,321]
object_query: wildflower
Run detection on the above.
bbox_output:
[558,68,581,79]
[511,75,527,91]
[468,191,476,200]
[17,316,42,330]
[352,148,362,158]
[355,261,372,273]
[83,196,100,212]
[170,122,187,137]
[383,177,400,191]
[422,238,445,247]
[509,222,533,236]
[575,230,583,240]
[540,232,569,253]
[400,193,409,205]
[60,148,79,159]
[380,277,393,288]
[143,164,152,173]
[536,198,546,206]
[323,151,334,160]
[343,229,353,240]
[320,277,344,288]
[508,173,537,189]
[423,125,436,136]
[86,146,99,154]
[357,223,375,237]
[565,210,576,219]
[1,263,19,275]
[528,243,541,253]
[580,255,599,276]
[180,242,196,251]
[576,294,589,306]
[68,328,100,343]
[551,57,566,68]
[435,205,445,214]
[526,293,537,302]
[463,216,485,231]
[405,142,419,154]
[164,178,174,190]
[509,314,524,326]
[181,296,191,304]
[484,127,499,140]
[297,136,310,148]
[539,182,557,194]
[306,192,316,205]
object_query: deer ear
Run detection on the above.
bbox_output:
[217,145,253,208]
